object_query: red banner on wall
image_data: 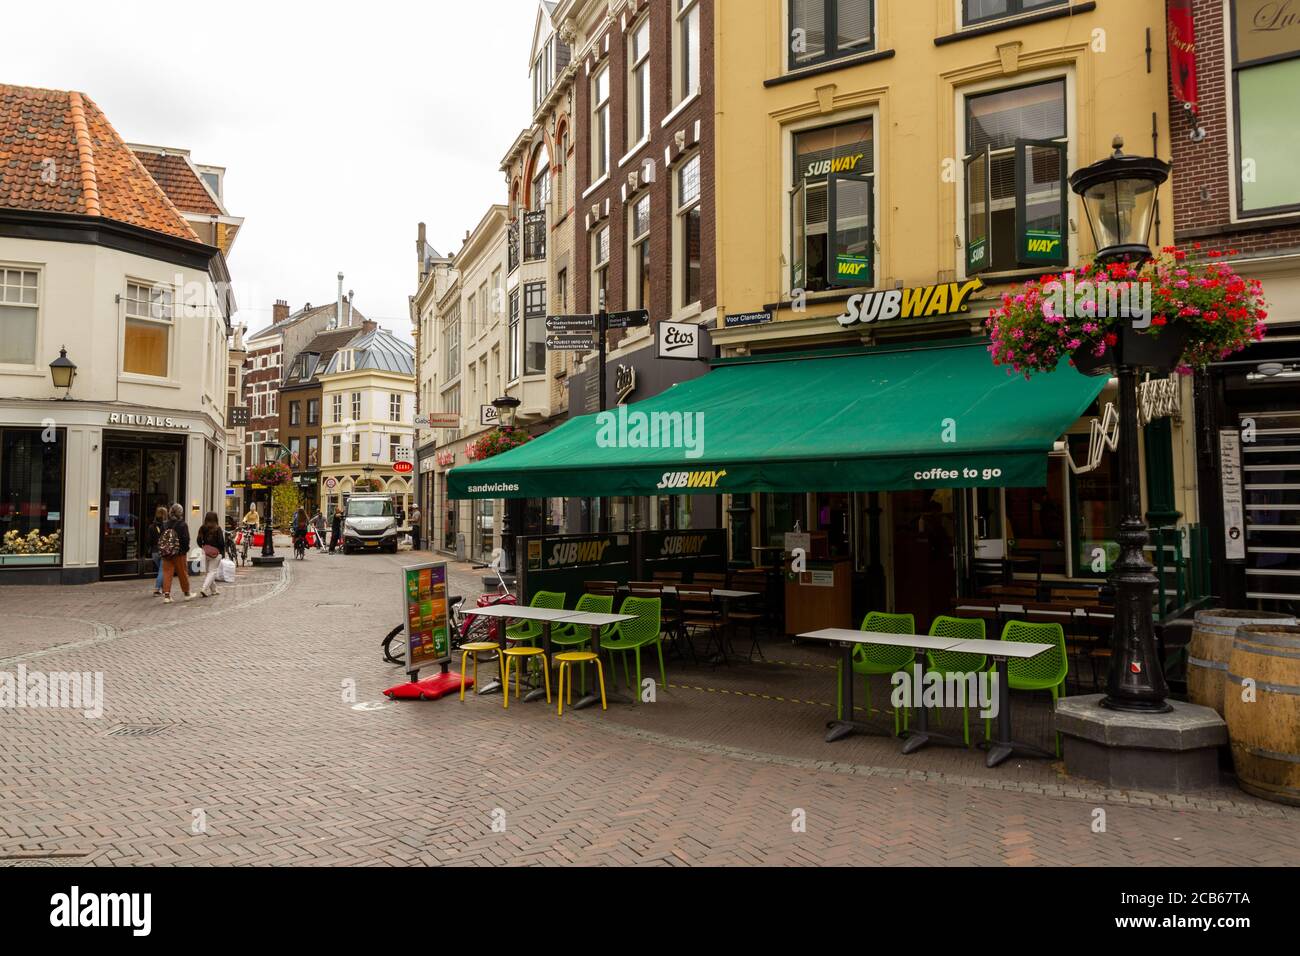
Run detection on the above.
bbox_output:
[1168,0,1199,114]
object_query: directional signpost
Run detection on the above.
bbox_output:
[544,306,651,532]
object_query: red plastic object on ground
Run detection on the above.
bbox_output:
[250,530,316,548]
[383,672,467,701]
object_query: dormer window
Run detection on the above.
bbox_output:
[533,39,554,112]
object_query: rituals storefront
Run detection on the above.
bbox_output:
[0,402,225,584]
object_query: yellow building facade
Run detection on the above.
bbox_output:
[711,1,1200,620]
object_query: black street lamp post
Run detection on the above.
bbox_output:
[1069,137,1174,714]
[253,440,286,567]
[492,396,523,574]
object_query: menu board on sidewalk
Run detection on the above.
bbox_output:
[402,562,450,670]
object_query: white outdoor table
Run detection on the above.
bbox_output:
[461,604,578,699]
[555,611,639,710]
[799,629,969,751]
[945,638,1055,768]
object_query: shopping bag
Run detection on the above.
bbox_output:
[187,546,204,575]
[219,558,237,584]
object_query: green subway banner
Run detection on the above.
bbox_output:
[448,341,1105,500]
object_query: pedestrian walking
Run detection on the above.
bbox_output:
[159,503,193,603]
[311,509,327,551]
[145,505,168,595]
[408,504,422,551]
[197,511,225,597]
[329,506,343,554]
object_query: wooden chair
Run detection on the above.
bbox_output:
[1051,586,1101,606]
[693,572,727,587]
[676,584,727,663]
[652,570,683,584]
[985,584,1037,599]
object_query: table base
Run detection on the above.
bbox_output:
[978,738,1056,768]
[824,718,893,743]
[900,727,968,754]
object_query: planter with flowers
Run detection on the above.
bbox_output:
[247,461,292,486]
[355,478,385,492]
[985,245,1268,378]
[0,528,62,566]
[469,427,532,462]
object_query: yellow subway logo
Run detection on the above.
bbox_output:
[655,470,728,490]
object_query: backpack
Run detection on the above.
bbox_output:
[158,526,180,558]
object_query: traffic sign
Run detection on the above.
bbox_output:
[606,309,650,330]
[546,335,596,351]
[545,314,597,332]
[393,460,414,474]
[324,477,338,490]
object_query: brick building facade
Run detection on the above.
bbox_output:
[568,0,715,334]
[1170,0,1300,611]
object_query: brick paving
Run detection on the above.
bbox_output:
[1,547,1298,867]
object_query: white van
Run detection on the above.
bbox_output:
[342,493,399,554]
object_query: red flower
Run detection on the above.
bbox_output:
[1104,333,1118,347]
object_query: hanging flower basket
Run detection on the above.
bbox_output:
[247,461,292,486]
[985,245,1268,378]
[469,427,531,462]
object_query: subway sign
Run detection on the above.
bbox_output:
[802,152,867,180]
[836,278,984,327]
[1020,229,1063,263]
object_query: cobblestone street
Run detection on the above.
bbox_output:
[2,549,1298,867]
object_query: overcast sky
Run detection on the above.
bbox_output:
[6,0,540,341]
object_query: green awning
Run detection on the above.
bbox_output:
[448,340,1105,500]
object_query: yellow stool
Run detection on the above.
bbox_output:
[556,651,606,716]
[459,642,503,701]
[501,646,550,708]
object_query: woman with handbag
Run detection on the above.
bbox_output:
[145,505,169,595]
[197,511,225,597]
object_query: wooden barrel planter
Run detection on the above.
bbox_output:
[1224,624,1300,807]
[1188,609,1294,716]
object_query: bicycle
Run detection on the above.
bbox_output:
[293,531,307,560]
[233,523,255,566]
[382,557,516,666]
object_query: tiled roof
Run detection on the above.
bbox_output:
[0,83,198,241]
[131,148,222,216]
[246,301,371,343]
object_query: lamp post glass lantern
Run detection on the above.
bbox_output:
[49,346,76,394]
[1069,137,1173,714]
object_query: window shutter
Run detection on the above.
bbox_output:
[1014,139,1068,267]
[826,172,874,288]
[965,148,993,275]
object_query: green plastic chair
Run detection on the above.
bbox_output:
[505,590,566,646]
[924,615,987,746]
[549,593,614,695]
[835,611,915,735]
[600,596,665,700]
[984,619,1069,756]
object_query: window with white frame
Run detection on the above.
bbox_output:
[443,304,460,378]
[628,17,651,147]
[630,195,651,310]
[331,434,341,464]
[122,281,174,377]
[556,128,569,211]
[533,37,554,113]
[675,0,701,106]
[791,118,875,292]
[491,267,503,320]
[351,434,361,463]
[962,78,1067,275]
[389,434,401,462]
[524,282,547,375]
[788,0,874,71]
[332,393,343,423]
[351,392,361,421]
[592,65,611,181]
[466,293,477,339]
[592,225,611,312]
[676,156,702,308]
[0,268,38,366]
[390,393,402,422]
[532,147,551,212]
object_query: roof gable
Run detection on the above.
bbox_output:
[0,84,199,241]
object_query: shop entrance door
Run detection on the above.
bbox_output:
[100,437,183,579]
[889,490,956,634]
